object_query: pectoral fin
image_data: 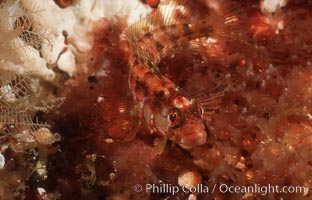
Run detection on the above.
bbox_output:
[153,137,167,155]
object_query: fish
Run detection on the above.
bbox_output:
[101,0,245,150]
[128,64,209,148]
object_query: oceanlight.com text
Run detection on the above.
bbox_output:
[133,183,309,196]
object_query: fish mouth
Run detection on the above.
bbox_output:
[178,128,207,147]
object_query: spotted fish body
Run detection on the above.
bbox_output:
[128,64,207,147]
[122,0,245,148]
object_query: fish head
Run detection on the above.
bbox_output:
[143,94,207,148]
[166,95,207,147]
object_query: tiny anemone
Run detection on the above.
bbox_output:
[54,0,73,9]
[143,0,160,8]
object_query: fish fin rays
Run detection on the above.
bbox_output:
[125,0,245,68]
[153,137,168,155]
[157,39,204,62]
[182,77,225,122]
[95,95,141,142]
[124,0,197,69]
[125,0,193,36]
[157,0,194,25]
[209,0,246,41]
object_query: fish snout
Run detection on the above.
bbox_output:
[175,125,207,147]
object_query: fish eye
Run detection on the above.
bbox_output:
[169,113,177,123]
[168,108,183,128]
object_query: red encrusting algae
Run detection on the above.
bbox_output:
[36,0,312,199]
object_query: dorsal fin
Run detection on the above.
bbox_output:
[157,1,246,61]
[125,0,193,38]
[124,0,245,75]
[124,0,194,76]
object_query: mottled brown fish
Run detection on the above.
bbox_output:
[103,0,245,150]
